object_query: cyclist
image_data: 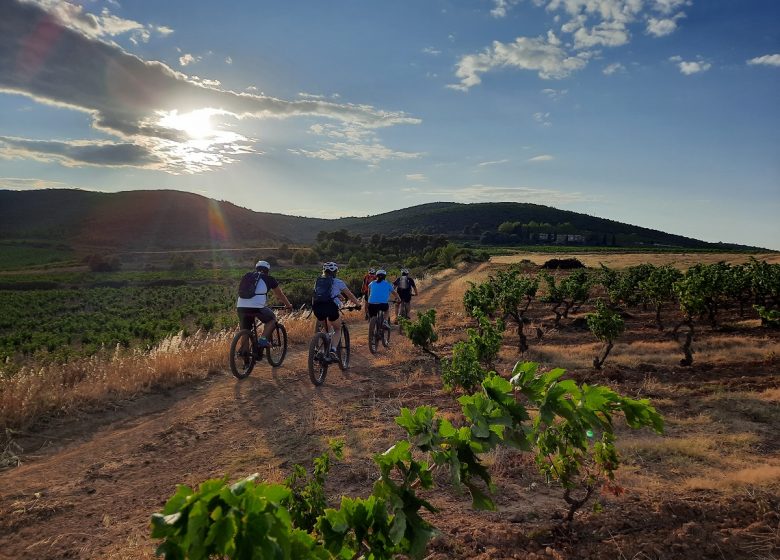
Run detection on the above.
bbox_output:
[367,269,398,328]
[393,268,418,322]
[360,267,377,319]
[236,260,292,348]
[312,262,361,362]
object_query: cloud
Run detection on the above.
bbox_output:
[293,123,422,163]
[225,56,232,64]
[0,177,67,189]
[422,47,441,55]
[457,0,697,88]
[670,55,711,75]
[478,159,510,167]
[541,88,567,99]
[747,54,780,67]
[491,0,521,18]
[528,154,554,162]
[449,34,588,89]
[406,173,427,181]
[178,53,200,66]
[646,12,685,37]
[419,184,586,205]
[0,135,162,167]
[23,0,172,44]
[533,112,552,126]
[602,61,626,75]
[0,0,419,173]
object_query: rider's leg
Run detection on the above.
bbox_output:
[256,308,276,347]
[328,317,342,359]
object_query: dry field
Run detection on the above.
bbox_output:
[492,251,780,269]
[1,254,779,560]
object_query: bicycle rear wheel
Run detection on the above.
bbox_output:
[368,317,378,354]
[338,323,350,370]
[266,323,288,367]
[230,329,256,379]
[380,311,391,348]
[308,332,329,386]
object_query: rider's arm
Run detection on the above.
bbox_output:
[390,288,400,303]
[341,287,361,307]
[272,286,293,310]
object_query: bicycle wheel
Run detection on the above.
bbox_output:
[381,319,391,347]
[368,317,378,354]
[308,332,329,386]
[266,323,288,367]
[337,323,350,370]
[230,329,256,379]
[400,301,410,320]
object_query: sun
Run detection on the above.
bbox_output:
[158,108,218,139]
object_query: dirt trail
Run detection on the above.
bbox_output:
[0,300,434,559]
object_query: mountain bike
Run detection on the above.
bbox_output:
[229,306,288,379]
[397,294,415,322]
[368,307,392,354]
[308,305,360,386]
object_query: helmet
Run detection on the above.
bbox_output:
[376,269,387,277]
[256,260,271,271]
[368,268,376,274]
[322,262,339,273]
[401,268,409,275]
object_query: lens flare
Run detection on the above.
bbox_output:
[207,199,228,244]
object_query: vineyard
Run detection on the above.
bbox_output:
[0,253,778,559]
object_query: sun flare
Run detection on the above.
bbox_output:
[158,108,219,139]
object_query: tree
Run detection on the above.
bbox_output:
[638,265,683,330]
[587,300,625,369]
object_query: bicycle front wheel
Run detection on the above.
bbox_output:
[368,317,378,354]
[266,324,288,367]
[308,332,329,386]
[382,321,391,347]
[338,323,350,370]
[230,329,256,379]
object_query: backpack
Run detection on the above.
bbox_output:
[397,275,409,290]
[313,276,335,304]
[238,271,262,299]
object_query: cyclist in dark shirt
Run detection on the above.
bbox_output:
[236,260,292,347]
[393,268,418,322]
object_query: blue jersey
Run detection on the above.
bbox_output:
[367,279,394,304]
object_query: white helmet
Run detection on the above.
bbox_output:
[376,269,387,277]
[322,261,339,272]
[401,268,410,275]
[256,260,270,271]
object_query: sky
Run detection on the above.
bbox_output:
[0,0,778,249]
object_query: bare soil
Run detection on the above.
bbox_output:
[1,260,779,560]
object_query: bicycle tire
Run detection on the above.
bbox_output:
[308,332,329,386]
[266,323,288,367]
[400,301,411,320]
[338,323,350,370]
[381,318,391,347]
[230,329,256,379]
[368,317,378,354]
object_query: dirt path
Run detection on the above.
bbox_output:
[1,261,778,560]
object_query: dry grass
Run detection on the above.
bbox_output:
[684,464,780,491]
[0,330,231,431]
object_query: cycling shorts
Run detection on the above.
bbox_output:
[237,307,276,330]
[313,301,340,322]
[368,303,389,317]
[397,289,413,303]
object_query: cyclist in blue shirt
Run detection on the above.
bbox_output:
[367,269,398,327]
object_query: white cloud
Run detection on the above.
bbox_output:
[747,54,780,67]
[406,173,428,181]
[491,0,521,18]
[652,0,691,15]
[419,184,586,205]
[449,34,588,90]
[528,154,554,162]
[572,21,630,49]
[0,0,420,173]
[295,123,422,164]
[225,56,233,65]
[179,53,201,67]
[0,177,67,189]
[541,88,568,100]
[24,0,172,44]
[646,12,685,37]
[603,62,626,75]
[533,112,552,126]
[670,56,711,75]
[478,159,510,167]
[422,47,441,55]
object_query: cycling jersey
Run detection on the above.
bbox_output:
[367,279,394,304]
[236,274,279,308]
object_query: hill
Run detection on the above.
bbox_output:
[0,189,762,252]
